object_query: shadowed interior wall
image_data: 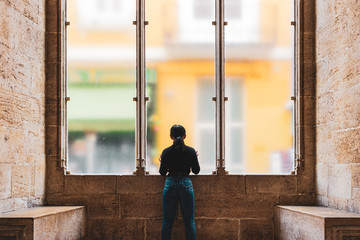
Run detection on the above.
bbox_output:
[315,0,360,212]
[0,0,46,213]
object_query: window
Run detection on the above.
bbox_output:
[66,0,295,175]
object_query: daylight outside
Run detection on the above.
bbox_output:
[67,0,294,174]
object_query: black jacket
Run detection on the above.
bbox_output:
[159,144,200,176]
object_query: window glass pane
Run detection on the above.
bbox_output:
[67,0,136,174]
[146,0,215,174]
[225,0,294,174]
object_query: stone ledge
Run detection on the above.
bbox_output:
[275,206,360,240]
[0,206,86,240]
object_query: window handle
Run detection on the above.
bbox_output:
[224,97,228,101]
[212,97,216,101]
[133,97,137,101]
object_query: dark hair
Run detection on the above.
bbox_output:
[170,124,186,151]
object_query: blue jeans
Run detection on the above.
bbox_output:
[162,176,196,240]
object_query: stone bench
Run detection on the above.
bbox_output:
[275,206,360,240]
[0,206,85,240]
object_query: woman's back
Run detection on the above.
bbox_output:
[160,145,200,176]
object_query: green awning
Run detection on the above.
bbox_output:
[68,86,136,131]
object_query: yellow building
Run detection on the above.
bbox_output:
[67,0,294,174]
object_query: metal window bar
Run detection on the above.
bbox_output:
[214,0,226,175]
[134,0,147,175]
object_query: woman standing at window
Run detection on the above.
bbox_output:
[160,124,200,240]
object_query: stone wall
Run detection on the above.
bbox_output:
[47,175,314,239]
[316,0,360,212]
[0,0,46,213]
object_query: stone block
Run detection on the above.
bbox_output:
[0,127,9,163]
[0,198,27,213]
[64,175,117,195]
[240,219,273,240]
[45,157,64,194]
[328,164,352,199]
[195,193,276,219]
[303,96,316,127]
[30,62,46,100]
[45,125,58,156]
[334,84,360,130]
[303,62,316,97]
[303,0,316,33]
[275,206,360,240]
[352,165,360,189]
[316,124,336,164]
[246,175,297,194]
[117,175,165,194]
[45,32,59,63]
[316,90,334,126]
[11,164,31,198]
[0,164,11,199]
[87,195,120,219]
[278,193,315,205]
[192,175,245,194]
[146,218,239,240]
[34,155,46,197]
[315,163,328,196]
[120,193,162,218]
[335,127,360,164]
[88,219,144,240]
[45,63,59,104]
[0,206,85,240]
[303,33,316,63]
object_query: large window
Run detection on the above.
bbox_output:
[66,0,295,175]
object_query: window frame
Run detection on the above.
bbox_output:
[59,0,305,176]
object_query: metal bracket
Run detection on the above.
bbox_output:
[212,21,228,26]
[66,96,70,102]
[65,21,70,26]
[295,156,304,171]
[291,21,296,26]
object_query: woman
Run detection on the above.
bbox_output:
[159,124,200,240]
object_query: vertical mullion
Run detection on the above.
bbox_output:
[135,0,146,175]
[215,0,226,175]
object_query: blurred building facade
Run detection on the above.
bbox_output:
[67,0,294,174]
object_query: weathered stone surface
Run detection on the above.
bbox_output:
[275,206,360,240]
[240,219,273,240]
[117,175,165,194]
[88,219,144,240]
[11,165,31,198]
[335,127,360,164]
[121,193,163,218]
[328,164,352,199]
[0,127,9,163]
[65,176,117,195]
[315,163,328,196]
[0,207,85,240]
[195,193,277,219]
[0,164,11,199]
[146,218,240,240]
[246,175,297,194]
[316,0,360,212]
